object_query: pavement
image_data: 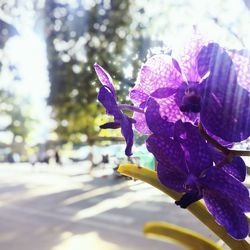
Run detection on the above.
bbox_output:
[0,162,230,250]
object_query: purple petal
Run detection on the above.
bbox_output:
[199,167,250,212]
[172,58,182,73]
[145,98,174,137]
[131,54,199,125]
[209,146,246,182]
[157,95,198,123]
[199,45,250,142]
[132,112,151,134]
[196,43,222,78]
[174,121,213,176]
[203,190,249,239]
[132,54,183,98]
[202,126,233,148]
[150,87,177,98]
[174,32,208,82]
[157,162,187,192]
[222,157,246,182]
[131,94,194,135]
[139,101,147,109]
[146,135,188,175]
[129,89,149,105]
[227,49,250,93]
[120,115,134,156]
[98,86,122,120]
[197,43,236,85]
[100,122,121,129]
[94,63,116,96]
[200,78,250,142]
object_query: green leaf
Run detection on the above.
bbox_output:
[118,164,250,250]
[144,221,222,250]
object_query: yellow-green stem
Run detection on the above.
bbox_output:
[118,164,250,250]
[144,221,223,250]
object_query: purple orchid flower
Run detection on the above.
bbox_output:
[94,63,140,156]
[130,34,207,134]
[146,120,250,239]
[130,36,250,144]
[130,54,196,134]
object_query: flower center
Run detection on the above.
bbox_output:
[175,174,202,208]
[179,83,201,113]
[175,190,202,208]
[183,174,197,191]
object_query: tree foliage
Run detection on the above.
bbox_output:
[44,0,151,144]
[0,90,34,144]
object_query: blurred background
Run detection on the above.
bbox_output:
[0,0,250,250]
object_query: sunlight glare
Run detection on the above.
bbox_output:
[1,31,53,144]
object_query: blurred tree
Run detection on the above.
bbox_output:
[44,0,151,144]
[0,18,19,74]
[1,0,249,148]
[0,6,28,147]
[0,90,35,145]
[0,19,18,49]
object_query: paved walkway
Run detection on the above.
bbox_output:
[0,163,231,250]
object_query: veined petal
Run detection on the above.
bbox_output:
[150,87,177,99]
[134,54,183,96]
[146,134,188,174]
[132,112,151,134]
[157,162,187,192]
[174,32,209,82]
[94,63,116,96]
[120,115,134,156]
[209,146,246,182]
[172,58,182,73]
[201,126,233,148]
[222,157,246,182]
[203,190,249,239]
[174,121,213,176]
[98,86,122,120]
[227,49,250,93]
[200,79,250,142]
[145,98,174,137]
[129,89,149,106]
[158,95,198,123]
[199,44,250,142]
[198,43,237,87]
[198,167,250,212]
[196,43,222,78]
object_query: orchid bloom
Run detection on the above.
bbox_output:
[146,120,250,239]
[130,36,250,144]
[130,34,207,134]
[94,63,141,156]
[94,32,250,240]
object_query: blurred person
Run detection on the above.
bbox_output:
[55,149,62,166]
[7,152,14,163]
[88,151,95,174]
[102,154,109,165]
[29,153,37,166]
